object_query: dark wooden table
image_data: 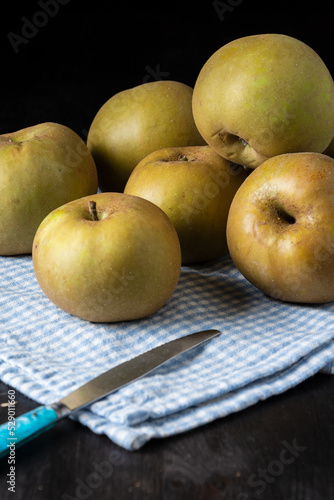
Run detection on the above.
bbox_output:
[1,373,333,500]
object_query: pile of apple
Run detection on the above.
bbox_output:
[3,33,334,323]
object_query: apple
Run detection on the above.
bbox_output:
[323,136,334,158]
[124,145,248,264]
[226,152,334,303]
[0,122,98,255]
[192,34,334,169]
[87,80,206,192]
[32,192,181,322]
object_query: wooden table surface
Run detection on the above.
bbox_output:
[1,374,334,499]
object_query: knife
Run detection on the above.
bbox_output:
[0,329,220,457]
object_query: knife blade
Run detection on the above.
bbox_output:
[0,329,220,457]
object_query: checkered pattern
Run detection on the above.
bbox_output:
[0,254,333,450]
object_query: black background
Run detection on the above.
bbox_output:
[1,0,334,140]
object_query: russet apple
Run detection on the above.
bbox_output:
[226,152,334,303]
[87,80,206,192]
[124,145,248,264]
[32,192,181,322]
[0,122,98,255]
[192,34,334,169]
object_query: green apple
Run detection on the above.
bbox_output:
[226,152,334,303]
[0,122,98,255]
[32,192,181,322]
[192,34,334,168]
[87,80,206,192]
[124,145,248,264]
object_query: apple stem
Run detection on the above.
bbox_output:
[178,154,188,161]
[88,200,99,221]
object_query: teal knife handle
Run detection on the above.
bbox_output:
[0,405,58,458]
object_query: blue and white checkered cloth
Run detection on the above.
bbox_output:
[0,254,333,450]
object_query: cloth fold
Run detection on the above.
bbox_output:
[0,254,333,450]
